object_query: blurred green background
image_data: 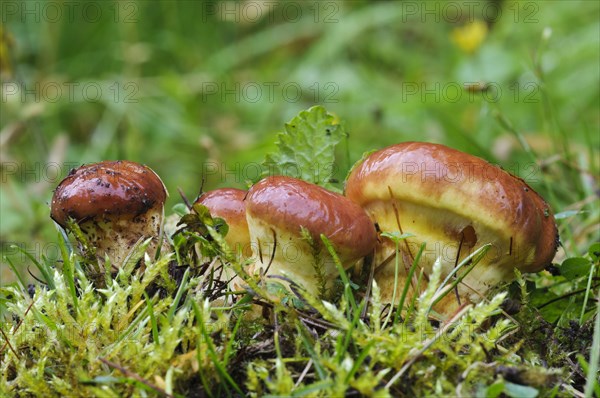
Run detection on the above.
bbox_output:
[1,0,599,284]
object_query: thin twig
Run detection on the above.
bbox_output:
[362,254,375,320]
[0,298,36,358]
[0,326,19,359]
[178,187,192,210]
[99,357,173,398]
[197,176,206,200]
[537,283,600,309]
[453,232,465,306]
[294,359,313,388]
[262,228,277,276]
[385,304,471,388]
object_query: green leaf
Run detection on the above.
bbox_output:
[263,105,345,191]
[560,257,591,280]
[503,381,539,398]
[79,376,127,385]
[554,210,588,220]
[380,232,414,241]
[172,203,189,217]
[530,289,565,323]
[588,242,600,262]
[485,380,506,398]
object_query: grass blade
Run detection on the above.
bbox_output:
[58,232,78,313]
[143,291,159,346]
[429,244,491,313]
[191,300,243,396]
[583,291,600,398]
[11,244,55,290]
[580,262,597,324]
[167,267,190,322]
[395,242,425,324]
[320,235,357,313]
[296,324,327,381]
[4,256,28,291]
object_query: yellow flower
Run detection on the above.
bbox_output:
[451,20,488,54]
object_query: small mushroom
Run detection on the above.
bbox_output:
[193,188,251,290]
[245,176,377,297]
[345,142,559,315]
[51,160,168,270]
[194,188,251,259]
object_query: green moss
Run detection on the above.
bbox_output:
[3,235,596,396]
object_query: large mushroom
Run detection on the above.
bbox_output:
[51,160,168,271]
[245,176,377,297]
[345,142,559,315]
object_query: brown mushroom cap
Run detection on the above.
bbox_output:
[246,176,377,264]
[51,160,167,226]
[345,142,558,273]
[194,188,250,256]
[195,188,246,225]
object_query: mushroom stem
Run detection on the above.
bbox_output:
[77,205,167,270]
[245,176,377,298]
[246,216,335,294]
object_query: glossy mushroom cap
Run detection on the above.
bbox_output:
[345,142,559,314]
[51,160,168,269]
[194,188,251,258]
[245,176,377,296]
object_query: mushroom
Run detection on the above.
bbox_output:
[245,176,377,297]
[345,142,559,315]
[192,188,251,289]
[51,160,169,271]
[194,188,251,259]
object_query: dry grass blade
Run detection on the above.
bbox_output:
[0,326,19,359]
[99,357,174,398]
[385,304,472,388]
[0,297,35,358]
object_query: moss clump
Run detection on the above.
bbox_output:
[3,222,595,397]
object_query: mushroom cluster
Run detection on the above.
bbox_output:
[345,142,559,315]
[51,141,558,313]
[192,177,377,297]
[52,163,377,297]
